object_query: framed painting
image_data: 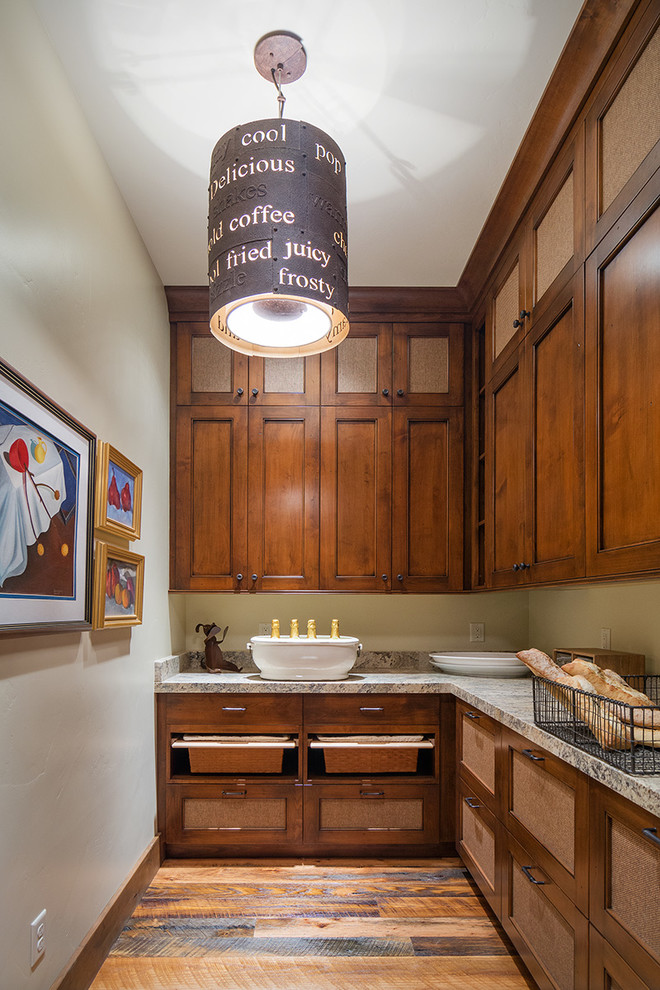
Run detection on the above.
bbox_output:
[0,360,95,633]
[92,541,144,629]
[95,442,142,541]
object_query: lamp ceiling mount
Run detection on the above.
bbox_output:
[254,31,307,85]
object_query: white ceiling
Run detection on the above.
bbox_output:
[33,0,584,289]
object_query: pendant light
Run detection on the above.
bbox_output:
[208,31,349,357]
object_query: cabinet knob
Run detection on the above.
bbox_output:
[251,387,259,397]
[251,573,258,582]
[382,573,388,581]
[397,574,403,582]
[512,309,530,329]
[464,797,482,809]
[512,563,519,571]
[236,573,243,581]
[513,562,528,571]
[397,389,405,397]
[382,387,390,396]
[236,387,244,396]
[522,748,545,762]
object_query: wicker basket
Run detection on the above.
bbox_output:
[312,735,431,774]
[173,735,294,774]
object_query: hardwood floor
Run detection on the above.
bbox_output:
[90,859,536,989]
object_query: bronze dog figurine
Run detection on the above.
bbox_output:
[195,623,241,672]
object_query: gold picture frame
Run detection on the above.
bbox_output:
[94,442,142,541]
[92,541,144,628]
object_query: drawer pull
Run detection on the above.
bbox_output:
[522,748,545,762]
[465,711,481,720]
[522,865,546,885]
[361,791,385,798]
[222,790,246,798]
[642,827,660,847]
[359,707,384,712]
[464,797,481,809]
[222,706,246,712]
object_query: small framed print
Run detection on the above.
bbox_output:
[93,541,144,629]
[0,359,95,633]
[95,442,142,541]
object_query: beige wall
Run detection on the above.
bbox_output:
[0,3,171,988]
[529,579,660,674]
[180,591,530,653]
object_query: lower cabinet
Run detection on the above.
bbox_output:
[304,782,439,851]
[455,701,660,990]
[157,692,447,858]
[589,782,660,989]
[456,775,500,917]
[165,782,303,857]
[501,830,589,990]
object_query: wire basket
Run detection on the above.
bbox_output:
[532,675,660,775]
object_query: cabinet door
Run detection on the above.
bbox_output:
[585,7,660,253]
[485,353,528,587]
[320,322,392,405]
[457,776,501,919]
[456,702,500,814]
[392,408,463,592]
[504,732,589,913]
[501,831,589,990]
[303,782,440,852]
[524,272,585,583]
[166,782,302,856]
[171,405,247,590]
[248,354,320,406]
[320,407,392,590]
[585,187,660,576]
[487,242,530,377]
[590,782,660,988]
[173,323,248,405]
[393,323,464,407]
[247,407,319,591]
[589,925,656,990]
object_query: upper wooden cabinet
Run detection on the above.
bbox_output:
[485,272,585,588]
[585,4,660,253]
[585,179,660,577]
[169,295,467,593]
[321,322,464,407]
[174,322,320,407]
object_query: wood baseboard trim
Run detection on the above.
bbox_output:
[50,835,161,990]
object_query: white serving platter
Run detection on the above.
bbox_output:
[429,651,530,678]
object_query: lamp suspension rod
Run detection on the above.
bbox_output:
[272,64,286,118]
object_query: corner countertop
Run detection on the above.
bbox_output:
[155,653,660,817]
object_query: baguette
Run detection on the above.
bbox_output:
[561,659,660,729]
[517,649,631,750]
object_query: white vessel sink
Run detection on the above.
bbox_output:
[248,635,361,681]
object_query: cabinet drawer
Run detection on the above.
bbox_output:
[163,693,302,731]
[166,782,302,853]
[457,774,500,918]
[589,925,656,990]
[304,782,439,850]
[304,693,439,728]
[456,701,500,810]
[502,831,589,990]
[504,730,589,911]
[590,783,660,988]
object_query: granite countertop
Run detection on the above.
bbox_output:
[155,651,660,817]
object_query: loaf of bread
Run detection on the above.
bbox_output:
[516,648,576,684]
[561,659,660,729]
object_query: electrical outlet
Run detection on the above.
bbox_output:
[469,622,485,643]
[258,622,272,636]
[30,909,46,967]
[601,627,611,650]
